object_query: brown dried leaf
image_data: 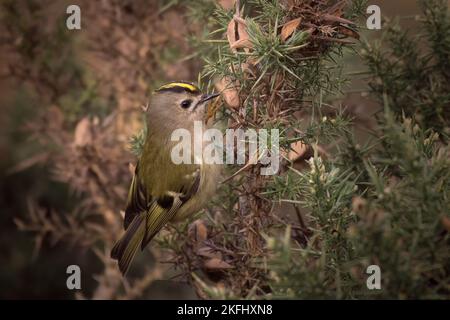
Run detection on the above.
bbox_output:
[230,38,253,50]
[215,76,240,109]
[281,18,301,42]
[226,18,252,53]
[204,258,233,270]
[287,141,308,161]
[189,219,208,243]
[226,20,237,48]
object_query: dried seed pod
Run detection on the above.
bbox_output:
[281,18,301,42]
[204,258,233,270]
[215,76,240,109]
[189,219,208,244]
[227,17,252,53]
[290,141,309,161]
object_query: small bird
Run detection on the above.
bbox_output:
[111,81,221,275]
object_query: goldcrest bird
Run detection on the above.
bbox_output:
[111,81,221,275]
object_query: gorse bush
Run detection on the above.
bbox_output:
[269,105,449,298]
[269,0,450,298]
[160,0,449,299]
[155,0,363,297]
[362,0,450,136]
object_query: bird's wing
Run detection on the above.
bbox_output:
[123,162,147,229]
[112,163,201,274]
[139,168,201,248]
[124,162,200,230]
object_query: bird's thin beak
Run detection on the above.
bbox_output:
[199,93,220,103]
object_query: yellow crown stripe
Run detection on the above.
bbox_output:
[157,82,199,93]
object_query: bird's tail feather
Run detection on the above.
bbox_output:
[111,214,145,275]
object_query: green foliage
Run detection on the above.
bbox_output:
[162,0,370,299]
[349,109,450,298]
[266,0,450,299]
[268,105,450,299]
[361,0,450,136]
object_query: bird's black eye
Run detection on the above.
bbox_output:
[180,99,192,109]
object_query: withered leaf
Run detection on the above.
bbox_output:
[281,18,301,42]
[189,219,208,243]
[227,18,252,53]
[215,76,240,109]
[287,141,308,161]
[230,38,253,50]
[204,258,233,270]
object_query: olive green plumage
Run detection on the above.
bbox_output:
[111,82,220,275]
